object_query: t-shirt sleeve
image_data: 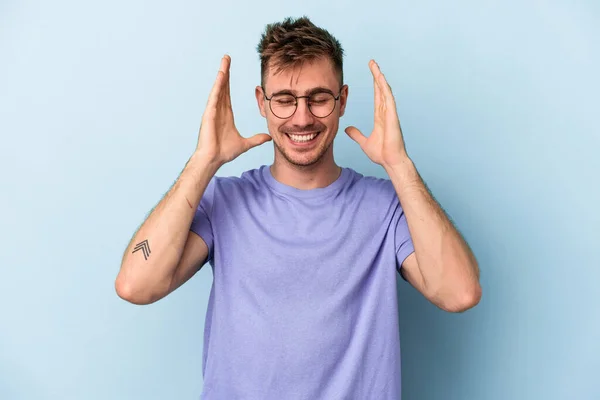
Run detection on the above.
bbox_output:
[190,177,217,263]
[394,201,415,278]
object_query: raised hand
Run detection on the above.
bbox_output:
[196,55,272,166]
[345,60,408,168]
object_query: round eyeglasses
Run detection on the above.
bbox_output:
[263,88,342,119]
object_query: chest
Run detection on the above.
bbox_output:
[210,192,397,300]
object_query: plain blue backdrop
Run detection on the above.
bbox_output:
[1,0,598,399]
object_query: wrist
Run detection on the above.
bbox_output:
[383,157,421,192]
[383,155,414,177]
[188,151,222,176]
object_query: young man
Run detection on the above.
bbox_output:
[116,16,481,400]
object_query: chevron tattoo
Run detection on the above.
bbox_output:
[132,239,151,260]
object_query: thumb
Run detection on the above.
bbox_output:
[345,126,367,147]
[244,133,272,150]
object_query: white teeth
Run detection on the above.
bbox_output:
[289,133,318,142]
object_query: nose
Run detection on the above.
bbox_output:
[290,97,315,127]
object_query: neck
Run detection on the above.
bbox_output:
[270,152,341,190]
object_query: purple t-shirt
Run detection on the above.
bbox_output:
[191,164,414,400]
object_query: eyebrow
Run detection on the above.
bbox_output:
[269,86,336,96]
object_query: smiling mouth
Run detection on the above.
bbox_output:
[285,132,321,143]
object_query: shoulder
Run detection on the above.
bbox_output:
[344,167,396,199]
[209,166,267,196]
[341,167,401,222]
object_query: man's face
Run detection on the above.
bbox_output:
[255,57,348,167]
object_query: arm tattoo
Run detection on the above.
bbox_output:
[132,239,151,260]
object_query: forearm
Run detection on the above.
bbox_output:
[116,152,219,302]
[384,158,480,306]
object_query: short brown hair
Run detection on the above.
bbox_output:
[257,16,344,87]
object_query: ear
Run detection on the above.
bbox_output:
[339,84,349,117]
[255,86,267,118]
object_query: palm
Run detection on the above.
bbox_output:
[345,60,407,168]
[197,55,271,165]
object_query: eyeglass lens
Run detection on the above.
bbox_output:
[270,92,336,118]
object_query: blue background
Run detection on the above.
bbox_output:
[1,1,598,399]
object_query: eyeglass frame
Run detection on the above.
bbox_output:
[261,86,344,119]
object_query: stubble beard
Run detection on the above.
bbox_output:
[273,131,334,168]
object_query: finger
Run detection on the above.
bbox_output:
[220,54,231,73]
[206,74,224,110]
[244,133,272,151]
[372,61,397,109]
[344,126,367,147]
[222,55,232,108]
[206,56,229,109]
[369,59,384,111]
